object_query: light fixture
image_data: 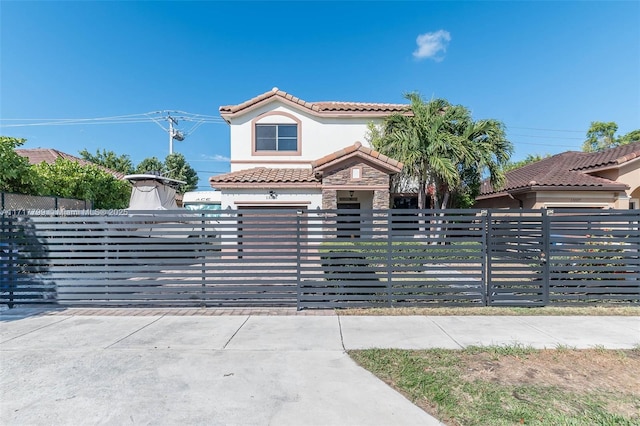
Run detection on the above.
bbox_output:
[268,190,278,199]
[349,191,354,198]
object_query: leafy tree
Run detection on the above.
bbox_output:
[79,148,134,175]
[618,129,640,145]
[582,121,618,152]
[504,154,550,172]
[369,93,512,208]
[164,153,198,193]
[135,157,165,175]
[33,158,130,209]
[134,154,197,193]
[582,121,640,152]
[0,136,40,194]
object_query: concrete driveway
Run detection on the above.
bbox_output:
[1,308,638,425]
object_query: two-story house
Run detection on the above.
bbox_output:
[209,88,407,211]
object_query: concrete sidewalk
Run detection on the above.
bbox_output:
[1,309,638,425]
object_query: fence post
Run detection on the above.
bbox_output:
[483,209,491,306]
[1,214,15,308]
[386,210,393,307]
[542,209,551,306]
[296,212,302,311]
[201,213,207,308]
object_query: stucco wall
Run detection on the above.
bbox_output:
[228,101,383,171]
[475,189,629,209]
[616,159,640,207]
[221,188,323,210]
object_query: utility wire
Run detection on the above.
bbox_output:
[508,126,585,133]
[0,110,225,128]
[509,133,584,140]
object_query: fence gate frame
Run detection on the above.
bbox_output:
[486,209,550,307]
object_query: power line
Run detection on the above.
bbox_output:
[509,133,585,140]
[0,110,225,128]
[508,126,585,133]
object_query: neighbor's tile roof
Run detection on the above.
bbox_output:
[219,87,409,117]
[568,141,640,171]
[479,142,640,196]
[311,142,403,172]
[15,148,125,179]
[209,167,320,187]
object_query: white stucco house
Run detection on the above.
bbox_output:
[209,88,407,211]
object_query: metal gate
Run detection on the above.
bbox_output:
[486,211,549,306]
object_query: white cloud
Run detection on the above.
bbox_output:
[413,30,451,61]
[200,153,230,162]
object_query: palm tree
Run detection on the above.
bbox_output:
[370,92,512,209]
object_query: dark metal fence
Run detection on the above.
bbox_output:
[1,208,638,309]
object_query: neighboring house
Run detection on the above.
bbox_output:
[209,88,406,210]
[16,148,125,180]
[475,141,640,209]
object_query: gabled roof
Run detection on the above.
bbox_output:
[209,143,402,188]
[478,142,640,198]
[16,148,125,179]
[219,87,409,120]
[209,167,320,188]
[312,142,403,173]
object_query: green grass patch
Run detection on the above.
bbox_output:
[338,305,640,316]
[350,346,640,425]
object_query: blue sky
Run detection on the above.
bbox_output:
[2,1,639,190]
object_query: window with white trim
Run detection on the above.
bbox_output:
[255,124,298,152]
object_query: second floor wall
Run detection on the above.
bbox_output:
[228,100,384,171]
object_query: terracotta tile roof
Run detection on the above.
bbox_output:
[311,142,403,173]
[15,148,125,179]
[219,87,409,118]
[479,146,636,197]
[569,141,640,171]
[209,167,320,187]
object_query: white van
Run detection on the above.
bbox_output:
[182,191,222,213]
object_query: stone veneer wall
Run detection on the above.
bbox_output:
[322,160,390,187]
[372,189,390,209]
[321,160,391,209]
[322,189,337,209]
[320,159,394,235]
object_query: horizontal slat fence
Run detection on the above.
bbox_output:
[298,209,485,308]
[1,208,638,308]
[0,210,298,307]
[547,209,640,303]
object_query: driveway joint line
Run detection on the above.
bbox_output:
[223,315,250,349]
[337,313,346,352]
[428,317,465,349]
[0,316,72,344]
[103,314,166,349]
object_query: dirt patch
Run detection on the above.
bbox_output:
[461,349,640,417]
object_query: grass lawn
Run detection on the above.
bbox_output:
[350,345,640,426]
[339,306,640,316]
